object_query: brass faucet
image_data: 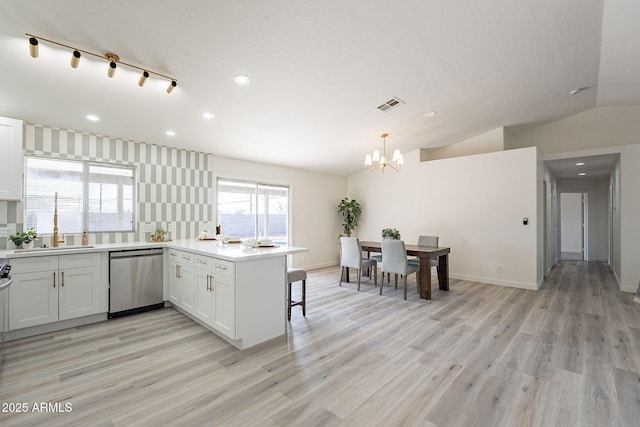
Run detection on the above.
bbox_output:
[52,192,64,248]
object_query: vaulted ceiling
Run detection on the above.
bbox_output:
[1,1,638,175]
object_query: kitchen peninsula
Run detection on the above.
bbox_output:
[1,240,308,350]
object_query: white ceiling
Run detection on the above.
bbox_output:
[0,0,638,176]
[545,154,619,179]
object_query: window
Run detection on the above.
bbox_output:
[25,157,134,234]
[217,179,289,244]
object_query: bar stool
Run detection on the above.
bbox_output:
[287,268,307,321]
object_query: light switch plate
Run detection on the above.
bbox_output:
[144,222,153,232]
[0,227,10,238]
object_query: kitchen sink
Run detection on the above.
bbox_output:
[14,245,95,253]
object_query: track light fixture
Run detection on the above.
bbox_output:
[25,33,177,93]
[29,37,39,58]
[70,50,81,68]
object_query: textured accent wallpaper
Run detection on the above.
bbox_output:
[0,123,213,249]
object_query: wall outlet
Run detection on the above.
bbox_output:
[167,223,175,232]
[0,227,10,238]
[144,222,153,232]
[496,265,502,273]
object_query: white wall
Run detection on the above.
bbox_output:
[513,106,640,292]
[348,146,539,290]
[211,155,346,270]
[511,106,640,153]
[422,127,506,161]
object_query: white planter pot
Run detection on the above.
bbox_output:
[22,240,34,250]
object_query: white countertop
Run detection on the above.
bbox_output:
[0,239,308,262]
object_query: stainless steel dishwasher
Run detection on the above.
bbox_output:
[109,248,164,318]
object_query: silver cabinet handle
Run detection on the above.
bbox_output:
[176,265,181,278]
[216,265,228,271]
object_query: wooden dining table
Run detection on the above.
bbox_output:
[359,240,451,300]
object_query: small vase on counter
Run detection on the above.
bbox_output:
[82,231,89,246]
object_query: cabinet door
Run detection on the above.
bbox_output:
[194,267,214,324]
[213,274,236,338]
[0,117,24,200]
[9,271,57,330]
[180,262,195,314]
[168,260,181,305]
[59,265,101,321]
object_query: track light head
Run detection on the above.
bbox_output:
[105,53,119,78]
[70,50,81,68]
[167,80,177,94]
[29,37,39,58]
[138,70,149,87]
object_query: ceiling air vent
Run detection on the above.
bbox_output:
[377,97,405,112]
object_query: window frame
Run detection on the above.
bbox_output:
[24,155,136,234]
[216,178,290,245]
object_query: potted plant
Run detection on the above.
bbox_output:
[381,228,401,240]
[8,228,38,249]
[337,198,362,237]
[150,227,168,242]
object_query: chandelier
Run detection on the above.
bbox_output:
[364,133,404,172]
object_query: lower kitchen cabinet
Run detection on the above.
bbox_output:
[194,255,236,338]
[169,249,286,349]
[9,253,102,330]
[168,249,195,313]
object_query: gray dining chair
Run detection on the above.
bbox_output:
[408,235,440,279]
[339,237,377,290]
[380,239,419,300]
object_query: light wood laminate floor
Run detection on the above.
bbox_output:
[1,261,640,426]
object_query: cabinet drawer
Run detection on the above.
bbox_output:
[213,259,235,279]
[169,249,194,265]
[59,252,101,269]
[195,255,214,270]
[10,256,58,273]
[179,252,195,266]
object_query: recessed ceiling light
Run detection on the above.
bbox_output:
[166,130,176,137]
[86,114,100,122]
[579,172,586,176]
[202,112,215,120]
[424,111,437,118]
[576,162,585,166]
[233,74,250,86]
[569,86,590,95]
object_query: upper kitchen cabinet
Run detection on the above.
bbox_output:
[0,117,24,200]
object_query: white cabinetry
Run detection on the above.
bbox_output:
[167,247,286,349]
[194,256,215,324]
[0,117,24,200]
[9,253,102,330]
[167,249,195,313]
[193,255,236,338]
[212,258,235,337]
